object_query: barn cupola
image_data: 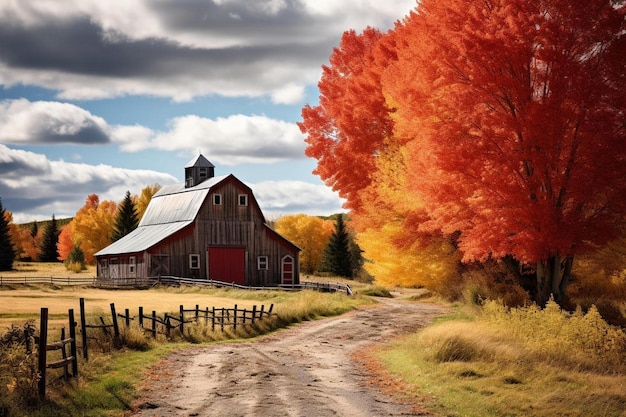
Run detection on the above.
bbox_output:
[184,153,215,188]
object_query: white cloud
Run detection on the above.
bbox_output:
[113,114,306,165]
[0,0,416,103]
[0,99,109,144]
[252,180,345,217]
[0,145,177,223]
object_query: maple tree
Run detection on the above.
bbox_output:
[274,214,333,274]
[65,194,117,264]
[301,0,626,305]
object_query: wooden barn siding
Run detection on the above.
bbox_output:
[97,253,146,283]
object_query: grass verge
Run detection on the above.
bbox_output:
[372,300,626,417]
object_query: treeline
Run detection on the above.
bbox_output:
[0,185,160,272]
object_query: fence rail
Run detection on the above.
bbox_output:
[0,276,96,286]
[0,275,352,295]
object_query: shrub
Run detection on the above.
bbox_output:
[64,246,86,272]
[0,322,40,412]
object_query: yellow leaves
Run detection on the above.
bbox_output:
[274,214,333,274]
[357,220,460,291]
[136,184,161,221]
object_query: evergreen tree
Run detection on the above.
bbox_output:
[39,215,60,262]
[112,191,139,241]
[0,198,16,271]
[30,221,38,238]
[322,214,353,278]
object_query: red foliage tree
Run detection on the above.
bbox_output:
[302,0,626,305]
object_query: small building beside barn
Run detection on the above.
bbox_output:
[94,154,300,286]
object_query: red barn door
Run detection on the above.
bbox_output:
[208,247,245,285]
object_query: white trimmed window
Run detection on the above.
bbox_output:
[213,193,222,205]
[189,254,200,269]
[238,194,248,206]
[258,256,268,270]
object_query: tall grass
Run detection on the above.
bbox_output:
[375,299,626,417]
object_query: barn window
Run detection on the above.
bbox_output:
[100,259,108,275]
[129,256,136,275]
[199,167,208,180]
[213,194,222,205]
[238,194,248,206]
[257,256,268,270]
[189,254,200,269]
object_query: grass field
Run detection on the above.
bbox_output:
[0,262,274,332]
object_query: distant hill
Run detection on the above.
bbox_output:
[19,218,73,229]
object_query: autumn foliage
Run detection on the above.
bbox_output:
[300,0,626,304]
[274,214,333,274]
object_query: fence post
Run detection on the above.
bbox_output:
[233,305,238,331]
[179,305,184,334]
[205,307,209,326]
[125,308,130,327]
[268,304,274,314]
[221,308,225,332]
[151,311,157,338]
[80,298,88,361]
[252,305,257,323]
[139,306,144,328]
[260,304,265,319]
[212,307,215,331]
[195,304,199,322]
[110,303,120,346]
[68,308,78,378]
[38,307,48,399]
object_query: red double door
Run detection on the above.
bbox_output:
[208,247,245,285]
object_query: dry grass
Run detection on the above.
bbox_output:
[376,300,626,417]
[1,261,96,278]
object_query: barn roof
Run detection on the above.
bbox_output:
[95,175,229,256]
[185,153,214,168]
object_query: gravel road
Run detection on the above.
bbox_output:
[130,296,446,417]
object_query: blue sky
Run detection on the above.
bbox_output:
[0,0,416,224]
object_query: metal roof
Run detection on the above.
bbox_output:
[184,153,215,168]
[139,175,227,226]
[96,175,229,256]
[94,221,193,256]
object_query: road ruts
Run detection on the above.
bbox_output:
[131,297,446,417]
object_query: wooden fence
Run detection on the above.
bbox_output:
[0,275,353,295]
[0,276,96,286]
[37,307,78,399]
[27,297,274,399]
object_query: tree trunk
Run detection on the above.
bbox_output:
[536,254,573,307]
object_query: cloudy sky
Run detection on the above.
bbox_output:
[0,0,416,224]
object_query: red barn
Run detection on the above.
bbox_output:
[95,154,300,286]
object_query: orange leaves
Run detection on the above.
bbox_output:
[303,0,626,284]
[65,194,117,264]
[299,27,397,212]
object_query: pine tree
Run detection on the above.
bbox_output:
[30,221,38,238]
[112,191,139,241]
[322,214,353,278]
[39,215,60,262]
[0,198,16,271]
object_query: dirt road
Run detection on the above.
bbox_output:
[131,296,446,417]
